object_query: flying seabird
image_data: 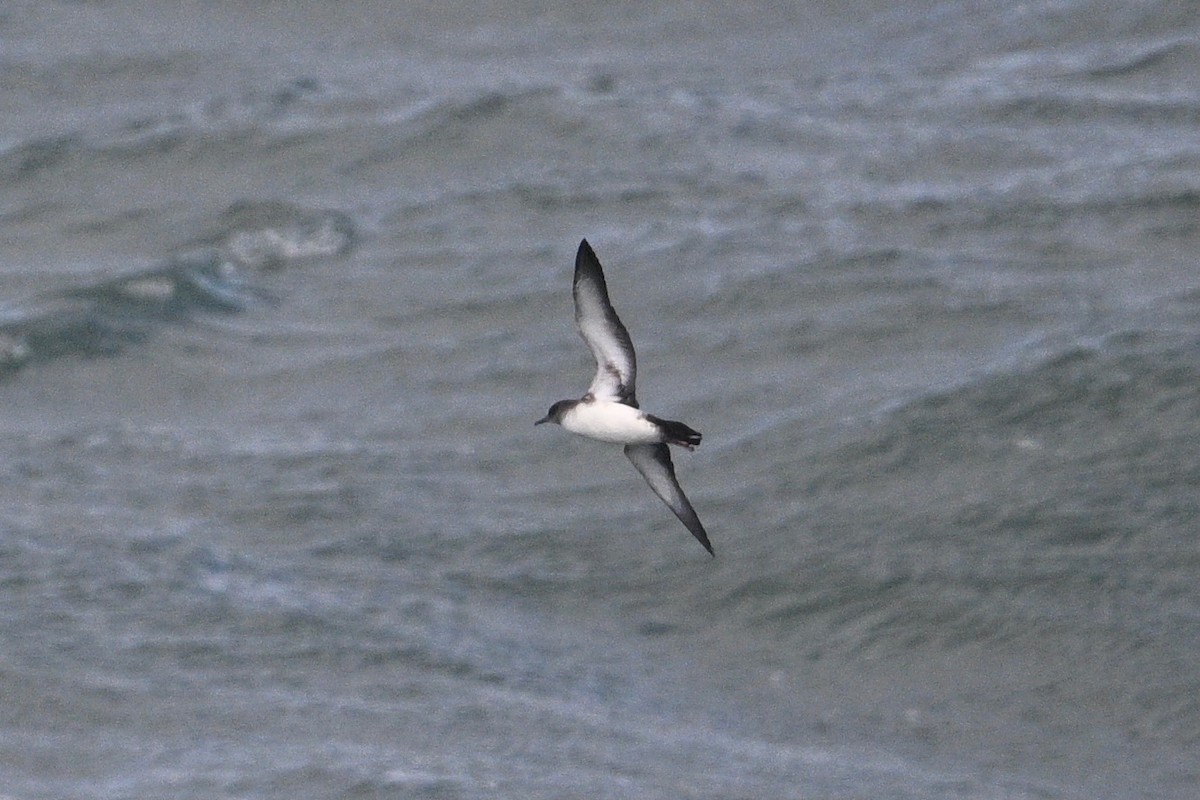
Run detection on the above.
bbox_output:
[536,239,713,556]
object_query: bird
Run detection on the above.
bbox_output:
[536,239,713,556]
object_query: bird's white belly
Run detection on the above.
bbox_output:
[562,401,661,444]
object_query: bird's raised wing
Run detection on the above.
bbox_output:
[574,239,637,406]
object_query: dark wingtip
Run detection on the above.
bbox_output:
[576,238,597,267]
[574,238,607,290]
[687,521,715,556]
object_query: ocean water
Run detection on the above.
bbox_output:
[2,1,1199,798]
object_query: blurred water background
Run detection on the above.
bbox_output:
[1,2,1198,798]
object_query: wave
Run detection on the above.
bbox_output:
[0,201,356,377]
[1083,36,1200,80]
[1,72,331,183]
[727,324,1200,629]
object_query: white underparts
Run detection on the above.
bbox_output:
[561,400,661,444]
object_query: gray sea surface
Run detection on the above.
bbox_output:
[2,2,1199,798]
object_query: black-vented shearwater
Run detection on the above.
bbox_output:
[536,239,713,556]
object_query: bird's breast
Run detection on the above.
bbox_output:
[561,401,661,444]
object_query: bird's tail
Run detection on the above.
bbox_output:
[649,416,702,450]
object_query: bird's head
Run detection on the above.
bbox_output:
[535,399,573,426]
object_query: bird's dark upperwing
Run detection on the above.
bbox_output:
[624,443,714,556]
[573,239,637,406]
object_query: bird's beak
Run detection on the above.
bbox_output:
[534,415,550,426]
